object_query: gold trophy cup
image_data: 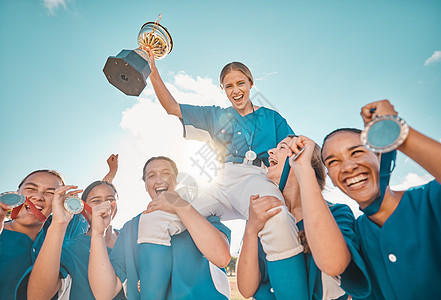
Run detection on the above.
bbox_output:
[103,14,173,96]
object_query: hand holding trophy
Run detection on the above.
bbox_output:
[103,14,173,96]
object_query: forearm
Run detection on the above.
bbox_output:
[28,224,66,299]
[297,167,351,276]
[398,127,441,182]
[236,227,261,298]
[176,205,230,267]
[149,70,182,118]
[102,171,116,183]
[89,234,122,299]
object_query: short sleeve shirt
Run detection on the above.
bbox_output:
[180,104,293,165]
[356,180,441,300]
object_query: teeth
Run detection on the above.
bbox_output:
[24,204,43,211]
[346,175,367,187]
[233,95,243,100]
[268,158,278,166]
[155,188,168,194]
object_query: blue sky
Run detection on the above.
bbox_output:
[1,0,440,253]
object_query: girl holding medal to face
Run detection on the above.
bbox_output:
[0,170,88,300]
[138,48,308,299]
[27,155,125,300]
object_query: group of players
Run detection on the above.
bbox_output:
[1,48,440,300]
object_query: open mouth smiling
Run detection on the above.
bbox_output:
[345,174,368,187]
[155,187,168,195]
[24,204,44,211]
[268,157,278,167]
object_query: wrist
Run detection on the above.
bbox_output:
[244,224,260,236]
[174,202,192,215]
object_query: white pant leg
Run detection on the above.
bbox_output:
[137,211,186,246]
[137,187,198,246]
[223,164,304,261]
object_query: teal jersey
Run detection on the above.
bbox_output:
[180,104,293,165]
[60,233,126,300]
[0,214,88,300]
[356,180,441,299]
[254,203,371,300]
[110,214,231,299]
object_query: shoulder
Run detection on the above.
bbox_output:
[118,214,142,234]
[404,179,440,195]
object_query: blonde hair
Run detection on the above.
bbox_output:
[219,62,254,87]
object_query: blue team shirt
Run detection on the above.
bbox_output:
[0,214,88,300]
[60,233,126,300]
[356,180,441,300]
[180,104,293,165]
[254,203,371,300]
[110,214,231,300]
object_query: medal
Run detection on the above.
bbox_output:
[64,196,84,214]
[245,149,257,161]
[0,191,26,208]
[361,114,409,153]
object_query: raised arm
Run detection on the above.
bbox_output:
[144,191,230,268]
[288,136,351,276]
[27,186,80,300]
[102,154,119,183]
[361,99,441,182]
[144,47,182,118]
[236,195,283,298]
[89,201,122,299]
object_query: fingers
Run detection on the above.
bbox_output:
[361,99,397,125]
[266,207,282,219]
[249,194,260,202]
[53,185,81,204]
[0,202,11,222]
[92,201,112,217]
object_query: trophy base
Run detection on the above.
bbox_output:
[103,49,151,96]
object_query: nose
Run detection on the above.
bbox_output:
[29,190,44,201]
[232,85,240,94]
[341,158,358,173]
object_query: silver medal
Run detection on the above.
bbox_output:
[245,150,257,161]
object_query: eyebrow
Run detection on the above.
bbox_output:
[323,145,364,162]
[23,182,55,191]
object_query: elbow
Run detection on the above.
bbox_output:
[237,282,257,299]
[320,259,350,277]
[214,251,231,268]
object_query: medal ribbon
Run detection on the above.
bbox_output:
[80,201,93,221]
[278,158,291,192]
[360,150,396,216]
[10,197,47,222]
[231,105,256,156]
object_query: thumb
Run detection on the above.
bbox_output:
[249,194,260,202]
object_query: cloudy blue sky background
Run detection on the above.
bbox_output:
[1,0,440,253]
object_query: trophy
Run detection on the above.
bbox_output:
[103,14,173,96]
[360,109,409,153]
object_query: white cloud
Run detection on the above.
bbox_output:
[390,172,433,190]
[424,50,441,66]
[43,0,67,15]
